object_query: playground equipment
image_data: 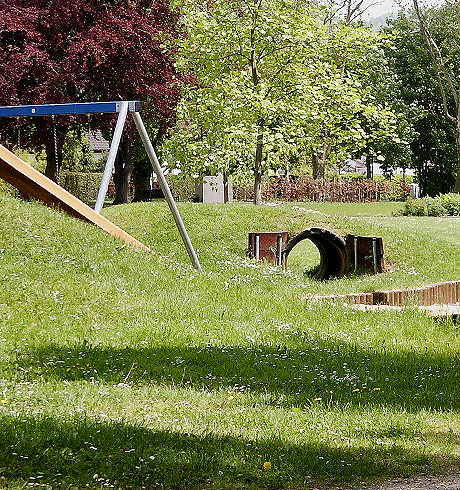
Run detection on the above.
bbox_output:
[248,228,384,280]
[248,232,289,265]
[0,144,149,250]
[313,280,460,319]
[0,101,201,270]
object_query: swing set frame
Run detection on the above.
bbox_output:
[0,100,202,271]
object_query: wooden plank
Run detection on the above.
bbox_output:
[351,303,460,318]
[0,144,150,252]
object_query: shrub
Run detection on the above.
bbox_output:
[400,193,460,217]
[437,193,460,216]
[425,197,447,217]
[61,172,103,204]
[235,177,410,203]
[166,175,198,201]
[400,198,427,216]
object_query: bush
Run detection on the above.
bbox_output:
[398,198,427,216]
[166,175,198,201]
[400,193,460,217]
[61,172,103,204]
[437,193,460,216]
[235,177,410,203]
[425,197,447,217]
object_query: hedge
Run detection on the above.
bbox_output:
[165,175,198,201]
[399,193,460,216]
[61,172,103,204]
[235,178,410,202]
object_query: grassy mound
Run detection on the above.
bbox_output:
[0,195,459,488]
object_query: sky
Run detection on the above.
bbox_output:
[365,0,441,18]
[365,0,398,18]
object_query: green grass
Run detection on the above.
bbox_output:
[291,201,403,216]
[0,196,459,488]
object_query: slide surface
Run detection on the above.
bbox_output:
[0,144,149,251]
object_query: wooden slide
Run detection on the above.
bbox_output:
[0,144,150,251]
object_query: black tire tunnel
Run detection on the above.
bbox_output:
[282,228,348,280]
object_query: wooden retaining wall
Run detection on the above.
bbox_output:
[315,280,460,306]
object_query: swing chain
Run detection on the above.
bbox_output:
[16,117,21,148]
[52,115,60,184]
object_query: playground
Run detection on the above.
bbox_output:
[1,0,459,485]
[0,186,459,487]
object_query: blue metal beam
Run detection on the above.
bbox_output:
[0,101,141,118]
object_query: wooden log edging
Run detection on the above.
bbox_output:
[313,280,460,306]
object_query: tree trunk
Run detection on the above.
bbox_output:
[312,144,331,180]
[312,154,325,179]
[250,23,264,205]
[366,155,374,179]
[455,109,460,193]
[133,126,165,201]
[133,159,152,202]
[44,124,65,183]
[113,139,133,205]
[253,128,263,205]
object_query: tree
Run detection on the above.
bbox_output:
[166,0,324,204]
[301,25,405,179]
[384,8,459,194]
[412,0,460,192]
[0,0,183,201]
[163,0,400,203]
[322,0,385,24]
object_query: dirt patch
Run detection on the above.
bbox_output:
[353,473,460,489]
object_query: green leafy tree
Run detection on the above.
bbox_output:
[412,0,460,192]
[164,0,402,203]
[166,0,324,204]
[385,7,459,194]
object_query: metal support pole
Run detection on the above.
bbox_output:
[354,236,358,272]
[276,235,282,266]
[94,101,129,213]
[132,112,202,271]
[372,238,378,274]
[255,235,260,261]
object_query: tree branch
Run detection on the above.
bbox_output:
[413,0,458,122]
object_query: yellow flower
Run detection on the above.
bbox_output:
[313,397,322,401]
[373,387,381,391]
[352,388,360,392]
[0,399,8,404]
[263,461,272,471]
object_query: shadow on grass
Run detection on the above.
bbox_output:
[0,413,449,488]
[12,339,460,411]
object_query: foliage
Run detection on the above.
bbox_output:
[163,0,402,202]
[165,174,198,202]
[385,5,460,194]
[235,177,410,202]
[0,0,184,180]
[399,197,429,217]
[61,132,105,173]
[61,172,103,204]
[0,180,16,197]
[399,193,460,216]
[412,0,460,192]
[437,192,460,215]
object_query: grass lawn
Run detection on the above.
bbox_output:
[0,196,459,488]
[290,201,404,217]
